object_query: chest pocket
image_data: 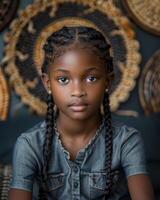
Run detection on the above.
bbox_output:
[89,173,107,200]
[46,173,65,198]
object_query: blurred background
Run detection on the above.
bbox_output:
[0,0,160,199]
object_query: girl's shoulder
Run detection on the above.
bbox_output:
[17,120,46,146]
[112,121,142,143]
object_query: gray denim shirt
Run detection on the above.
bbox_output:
[10,120,148,200]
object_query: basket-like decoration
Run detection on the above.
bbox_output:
[123,0,160,36]
[2,0,141,115]
[0,0,19,32]
[139,50,160,115]
[0,68,9,120]
[0,164,12,200]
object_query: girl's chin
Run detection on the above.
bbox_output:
[58,108,100,121]
[70,113,90,121]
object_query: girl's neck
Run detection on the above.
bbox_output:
[56,112,102,140]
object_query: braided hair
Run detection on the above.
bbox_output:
[40,26,115,199]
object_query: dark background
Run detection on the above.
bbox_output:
[0,0,160,198]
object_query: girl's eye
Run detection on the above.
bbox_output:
[57,77,69,84]
[86,76,97,82]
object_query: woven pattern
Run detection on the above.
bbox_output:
[0,0,19,32]
[0,68,9,120]
[139,50,160,115]
[0,164,12,200]
[123,0,160,36]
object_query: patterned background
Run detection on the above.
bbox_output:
[0,0,160,198]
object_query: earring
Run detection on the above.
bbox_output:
[105,88,109,93]
[48,90,51,94]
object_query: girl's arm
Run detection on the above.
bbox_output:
[127,174,155,200]
[120,128,155,199]
[10,136,39,200]
[8,189,32,200]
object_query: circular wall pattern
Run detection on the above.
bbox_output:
[123,0,160,36]
[139,50,160,115]
[0,68,9,120]
[0,0,19,32]
[2,0,141,115]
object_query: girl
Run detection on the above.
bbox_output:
[9,23,154,200]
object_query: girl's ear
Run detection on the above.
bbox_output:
[41,73,51,93]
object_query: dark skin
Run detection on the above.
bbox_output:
[44,48,108,160]
[9,48,155,200]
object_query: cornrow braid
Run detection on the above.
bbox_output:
[39,93,55,199]
[103,91,113,198]
[41,26,113,75]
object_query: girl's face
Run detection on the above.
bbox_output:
[42,48,109,121]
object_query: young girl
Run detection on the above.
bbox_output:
[9,22,154,200]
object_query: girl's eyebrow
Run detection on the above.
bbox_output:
[53,67,99,73]
[53,68,70,73]
[85,67,99,72]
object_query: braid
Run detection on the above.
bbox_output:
[39,93,55,199]
[103,91,113,198]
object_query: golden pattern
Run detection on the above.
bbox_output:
[0,68,9,120]
[139,50,160,115]
[123,0,160,35]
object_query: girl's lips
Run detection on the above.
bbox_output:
[69,104,88,112]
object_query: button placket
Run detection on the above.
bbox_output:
[73,166,78,173]
[74,181,78,188]
[71,164,80,198]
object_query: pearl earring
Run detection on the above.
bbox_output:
[48,90,51,94]
[106,88,109,92]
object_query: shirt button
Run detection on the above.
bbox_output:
[73,166,78,173]
[74,182,78,188]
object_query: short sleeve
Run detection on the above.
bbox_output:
[10,135,38,192]
[120,127,148,177]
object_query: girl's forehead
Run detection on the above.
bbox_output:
[50,48,104,70]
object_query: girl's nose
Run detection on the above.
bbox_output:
[71,82,87,97]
